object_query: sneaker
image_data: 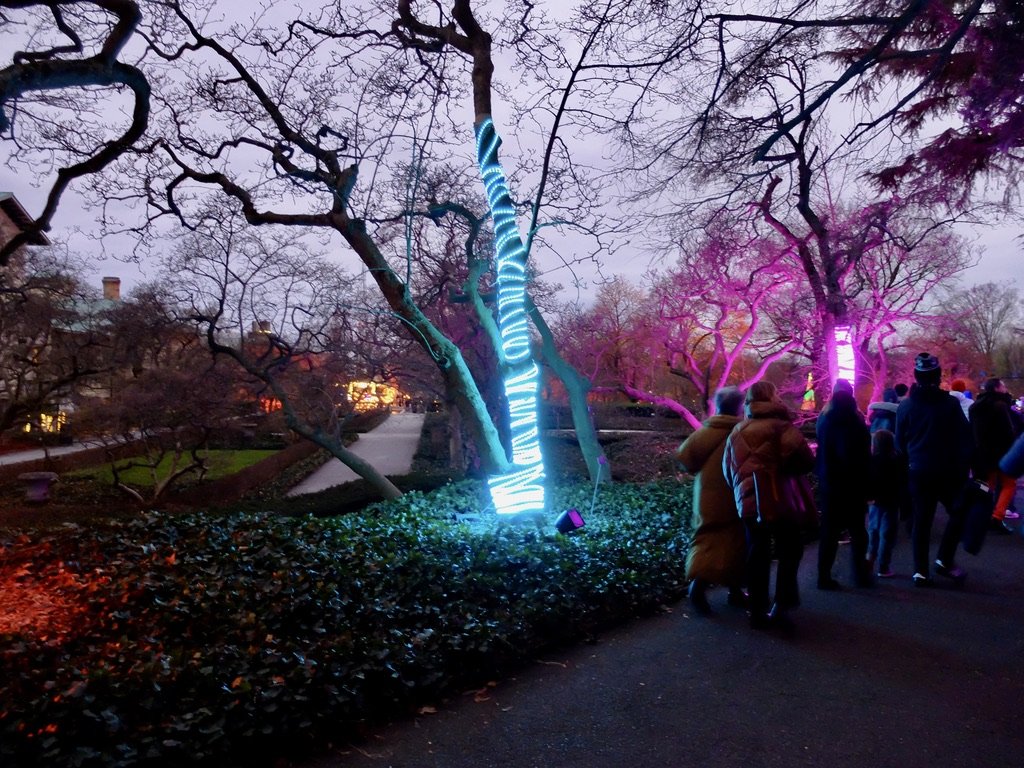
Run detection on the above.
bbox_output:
[991,518,1014,535]
[1003,510,1021,520]
[877,569,895,578]
[912,573,932,588]
[817,577,843,591]
[934,560,967,584]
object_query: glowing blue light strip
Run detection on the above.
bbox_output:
[476,117,546,515]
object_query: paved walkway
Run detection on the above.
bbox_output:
[305,491,1024,768]
[287,412,427,496]
[0,438,109,467]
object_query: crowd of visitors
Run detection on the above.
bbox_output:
[676,351,1023,632]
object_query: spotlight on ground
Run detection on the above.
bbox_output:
[555,508,586,534]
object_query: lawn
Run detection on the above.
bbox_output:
[69,449,280,487]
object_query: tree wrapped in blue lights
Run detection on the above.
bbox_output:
[475,117,546,515]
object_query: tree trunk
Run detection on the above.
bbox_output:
[527,298,610,484]
[338,216,510,475]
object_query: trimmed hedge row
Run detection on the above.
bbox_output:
[0,478,691,768]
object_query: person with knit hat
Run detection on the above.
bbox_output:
[949,379,973,420]
[895,353,974,587]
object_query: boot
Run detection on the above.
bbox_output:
[727,586,749,608]
[768,603,796,634]
[688,579,713,616]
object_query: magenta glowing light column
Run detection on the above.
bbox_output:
[475,117,546,515]
[834,325,856,388]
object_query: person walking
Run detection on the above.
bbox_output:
[723,381,815,631]
[867,387,899,434]
[895,353,974,587]
[676,386,747,616]
[950,379,974,420]
[816,379,873,589]
[866,429,904,578]
[969,377,1021,533]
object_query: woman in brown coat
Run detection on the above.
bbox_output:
[723,381,815,631]
[676,386,747,616]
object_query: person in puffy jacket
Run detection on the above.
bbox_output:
[895,353,974,587]
[723,381,815,631]
[676,386,747,616]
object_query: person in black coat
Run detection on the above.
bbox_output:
[969,377,1021,528]
[816,379,872,589]
[895,353,974,587]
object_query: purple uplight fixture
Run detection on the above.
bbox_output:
[555,508,586,534]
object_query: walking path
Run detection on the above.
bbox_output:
[305,489,1024,768]
[0,438,109,466]
[286,412,426,496]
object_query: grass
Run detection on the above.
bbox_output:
[68,449,280,488]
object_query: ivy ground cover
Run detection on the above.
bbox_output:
[0,479,691,767]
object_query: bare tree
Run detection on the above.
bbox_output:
[649,217,799,421]
[73,350,242,503]
[0,0,150,264]
[163,215,407,499]
[941,281,1022,366]
[845,214,977,398]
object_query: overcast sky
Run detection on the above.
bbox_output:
[3,173,1018,303]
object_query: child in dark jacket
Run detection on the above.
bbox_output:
[867,429,905,577]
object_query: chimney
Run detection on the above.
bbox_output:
[102,276,121,301]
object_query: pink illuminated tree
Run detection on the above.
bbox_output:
[648,219,800,421]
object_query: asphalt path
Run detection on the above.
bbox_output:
[0,438,109,466]
[287,413,426,496]
[304,493,1024,768]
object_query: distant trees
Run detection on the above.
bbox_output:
[941,282,1022,371]
[161,218,411,500]
[0,249,109,435]
[555,254,796,426]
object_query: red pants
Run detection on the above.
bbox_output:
[988,470,1017,520]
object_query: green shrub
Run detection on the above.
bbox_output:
[0,478,692,768]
